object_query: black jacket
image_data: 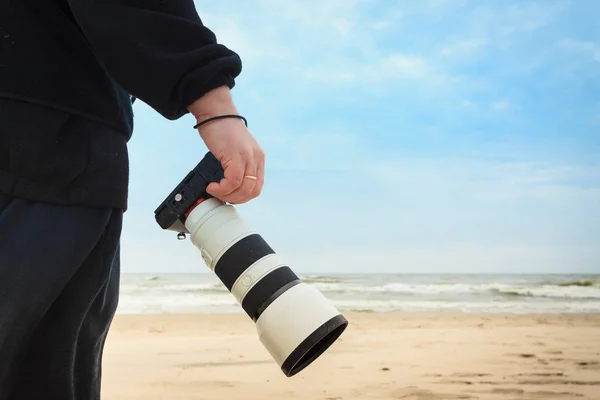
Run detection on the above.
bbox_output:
[0,0,242,209]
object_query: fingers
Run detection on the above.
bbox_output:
[252,155,265,198]
[197,115,265,205]
[223,162,258,204]
[206,160,244,200]
[206,147,265,204]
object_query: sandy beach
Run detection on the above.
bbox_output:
[101,312,600,400]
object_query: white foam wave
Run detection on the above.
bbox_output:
[323,299,600,313]
[116,294,600,314]
[122,282,226,293]
[123,279,600,299]
[117,274,600,314]
[309,282,600,299]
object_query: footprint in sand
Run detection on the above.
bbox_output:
[392,388,477,399]
[178,360,271,369]
[516,379,600,386]
[487,388,584,398]
[518,353,536,358]
[505,352,540,360]
[545,350,563,355]
[391,388,479,400]
[576,361,600,369]
[516,372,565,377]
[531,391,585,398]
[451,373,492,378]
[488,388,524,395]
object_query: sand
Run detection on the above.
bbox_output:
[101,312,600,400]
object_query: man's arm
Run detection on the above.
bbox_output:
[65,0,242,120]
[66,0,264,204]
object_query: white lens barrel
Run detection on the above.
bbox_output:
[184,198,348,376]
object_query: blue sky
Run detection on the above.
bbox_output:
[120,0,599,274]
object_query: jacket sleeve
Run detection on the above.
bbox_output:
[65,0,242,120]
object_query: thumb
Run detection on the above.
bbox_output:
[206,182,221,197]
[205,160,244,199]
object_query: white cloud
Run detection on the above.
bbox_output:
[492,99,511,111]
[331,18,353,37]
[503,2,568,32]
[259,129,363,172]
[284,244,600,274]
[558,39,600,63]
[364,157,600,205]
[303,69,358,84]
[444,1,570,51]
[381,54,430,78]
[372,20,394,30]
[252,0,363,27]
[440,38,488,57]
[502,1,570,33]
[194,0,393,84]
[302,53,449,90]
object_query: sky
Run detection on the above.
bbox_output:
[120,0,600,275]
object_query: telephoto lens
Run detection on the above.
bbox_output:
[183,197,348,377]
[154,152,348,377]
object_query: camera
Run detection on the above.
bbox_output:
[154,152,348,377]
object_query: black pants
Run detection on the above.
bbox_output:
[0,193,122,400]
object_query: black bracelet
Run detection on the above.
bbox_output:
[193,114,248,130]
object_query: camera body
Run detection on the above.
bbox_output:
[154,151,224,236]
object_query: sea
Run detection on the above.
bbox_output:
[117,273,600,314]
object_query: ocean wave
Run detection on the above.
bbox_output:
[308,282,600,299]
[300,275,343,284]
[122,276,600,300]
[116,295,600,314]
[127,282,229,294]
[558,280,599,287]
[331,299,600,313]
[117,292,238,314]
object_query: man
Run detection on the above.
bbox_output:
[0,0,265,399]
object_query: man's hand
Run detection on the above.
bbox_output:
[188,86,265,205]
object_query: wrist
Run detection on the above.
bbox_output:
[188,85,238,123]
